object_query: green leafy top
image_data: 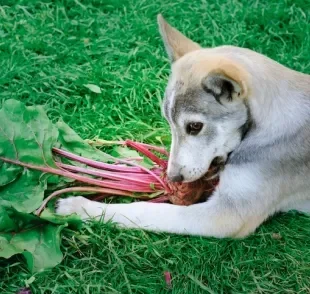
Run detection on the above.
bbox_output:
[0,100,109,272]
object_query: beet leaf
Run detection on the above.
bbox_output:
[0,99,117,272]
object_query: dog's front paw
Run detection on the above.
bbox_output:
[56,196,92,220]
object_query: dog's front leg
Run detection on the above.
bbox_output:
[56,191,260,238]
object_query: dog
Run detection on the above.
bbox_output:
[56,14,310,238]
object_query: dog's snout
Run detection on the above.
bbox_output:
[168,174,184,183]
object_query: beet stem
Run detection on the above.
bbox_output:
[130,142,169,156]
[57,162,161,185]
[125,140,167,168]
[36,186,133,216]
[52,147,143,173]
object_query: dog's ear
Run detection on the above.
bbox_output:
[202,65,249,103]
[157,14,201,62]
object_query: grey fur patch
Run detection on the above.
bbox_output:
[238,101,253,140]
[228,121,310,166]
[201,75,235,104]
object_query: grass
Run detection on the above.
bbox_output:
[0,0,310,293]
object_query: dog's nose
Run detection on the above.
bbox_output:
[168,174,184,183]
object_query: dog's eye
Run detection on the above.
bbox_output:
[186,122,203,135]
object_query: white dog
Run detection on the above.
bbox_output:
[56,14,310,238]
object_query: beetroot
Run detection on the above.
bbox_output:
[166,170,219,206]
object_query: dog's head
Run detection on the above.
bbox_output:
[158,15,252,183]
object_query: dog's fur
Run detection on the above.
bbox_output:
[56,15,310,238]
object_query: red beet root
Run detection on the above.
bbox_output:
[166,174,219,206]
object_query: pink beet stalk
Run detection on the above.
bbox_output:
[125,140,167,168]
[57,162,159,184]
[131,142,169,156]
[52,147,143,173]
[164,272,172,289]
[36,186,134,215]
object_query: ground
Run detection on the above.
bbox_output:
[0,0,310,293]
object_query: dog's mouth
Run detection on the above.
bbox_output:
[202,156,227,181]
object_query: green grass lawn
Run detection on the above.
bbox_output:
[1,0,310,293]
